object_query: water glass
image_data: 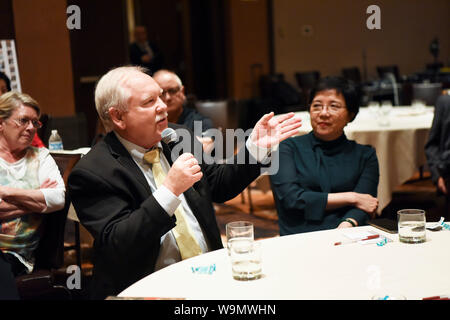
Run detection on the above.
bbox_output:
[377,102,392,126]
[230,240,262,281]
[368,101,380,114]
[226,221,254,255]
[411,99,426,112]
[398,209,426,244]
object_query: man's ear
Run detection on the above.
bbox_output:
[108,107,126,130]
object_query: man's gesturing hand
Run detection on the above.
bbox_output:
[163,153,203,196]
[250,112,302,149]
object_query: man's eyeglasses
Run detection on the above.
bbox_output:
[161,87,181,97]
[310,103,345,114]
[11,117,42,129]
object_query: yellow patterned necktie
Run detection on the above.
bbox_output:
[143,148,202,260]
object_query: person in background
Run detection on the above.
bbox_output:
[425,94,450,196]
[67,66,302,299]
[153,69,215,152]
[0,92,65,285]
[0,72,11,96]
[270,76,379,235]
[0,72,44,148]
[129,26,163,75]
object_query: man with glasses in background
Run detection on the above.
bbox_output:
[153,69,215,152]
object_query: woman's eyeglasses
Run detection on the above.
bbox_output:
[11,117,42,129]
[310,103,345,114]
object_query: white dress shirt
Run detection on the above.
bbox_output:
[114,132,270,271]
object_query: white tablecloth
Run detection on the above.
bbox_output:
[119,226,450,300]
[294,106,434,212]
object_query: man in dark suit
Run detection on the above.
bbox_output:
[67,66,302,299]
[129,26,163,75]
[425,94,450,196]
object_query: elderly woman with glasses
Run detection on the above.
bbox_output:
[0,91,65,278]
[270,77,379,235]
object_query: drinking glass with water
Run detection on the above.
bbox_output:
[397,209,426,244]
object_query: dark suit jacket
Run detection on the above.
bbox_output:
[129,41,163,74]
[67,124,262,299]
[425,95,450,184]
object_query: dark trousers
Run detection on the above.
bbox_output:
[0,250,20,300]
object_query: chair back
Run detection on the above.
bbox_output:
[295,71,320,105]
[33,153,81,269]
[33,195,70,270]
[42,114,89,150]
[412,83,443,106]
[51,153,82,186]
[342,67,361,84]
[195,100,238,131]
[376,65,400,82]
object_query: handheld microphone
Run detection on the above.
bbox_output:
[161,128,178,146]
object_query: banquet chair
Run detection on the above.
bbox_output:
[42,113,90,150]
[295,71,320,105]
[342,67,362,84]
[195,100,238,131]
[195,100,239,159]
[376,65,400,82]
[243,174,273,216]
[259,74,303,112]
[15,194,72,300]
[412,83,443,106]
[50,153,82,269]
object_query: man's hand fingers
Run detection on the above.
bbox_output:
[192,171,203,182]
[273,112,295,124]
[178,152,194,161]
[256,112,275,126]
[280,121,302,135]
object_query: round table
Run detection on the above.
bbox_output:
[119,225,450,300]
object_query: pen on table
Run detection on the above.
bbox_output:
[422,295,450,300]
[334,234,380,246]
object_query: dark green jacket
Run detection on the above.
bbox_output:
[270,132,379,235]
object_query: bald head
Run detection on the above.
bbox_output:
[153,70,185,123]
[153,70,182,87]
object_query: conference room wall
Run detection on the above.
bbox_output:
[0,0,15,39]
[273,0,450,86]
[225,0,271,100]
[12,0,76,117]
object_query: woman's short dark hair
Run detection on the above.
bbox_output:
[309,76,360,121]
[0,72,11,91]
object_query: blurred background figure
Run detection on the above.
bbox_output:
[0,72,11,96]
[0,92,65,278]
[0,73,44,148]
[153,69,215,153]
[425,94,450,196]
[129,25,164,75]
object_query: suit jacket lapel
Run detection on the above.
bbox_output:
[161,142,173,166]
[161,131,212,232]
[104,132,152,195]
